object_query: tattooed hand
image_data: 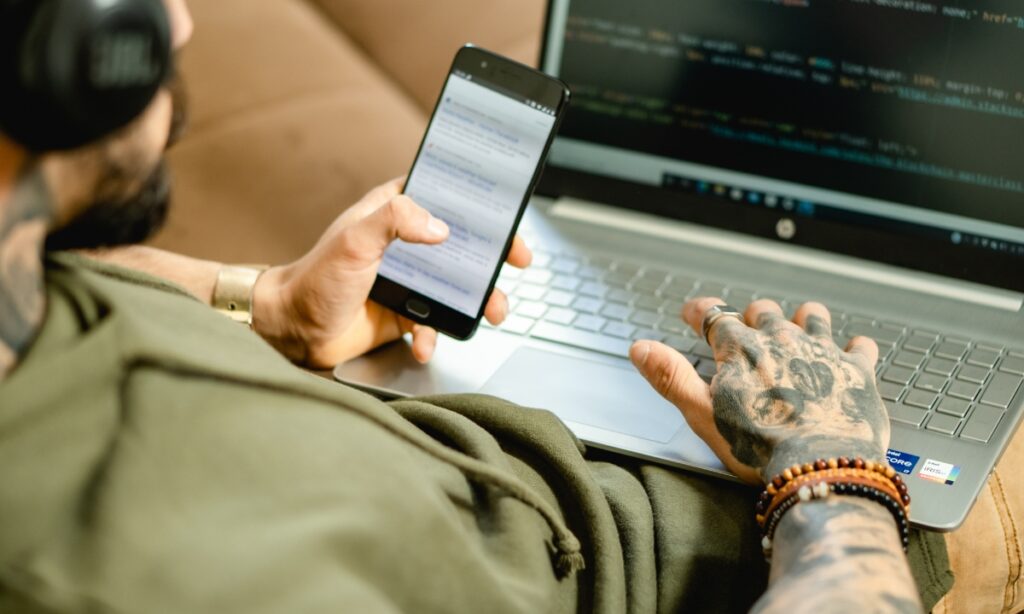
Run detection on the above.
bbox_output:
[631,297,889,484]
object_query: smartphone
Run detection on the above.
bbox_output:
[370,45,571,340]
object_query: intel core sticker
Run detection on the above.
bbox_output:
[918,459,961,486]
[886,449,920,475]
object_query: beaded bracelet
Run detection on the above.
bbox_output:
[755,457,911,559]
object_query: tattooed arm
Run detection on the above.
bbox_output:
[631,297,922,613]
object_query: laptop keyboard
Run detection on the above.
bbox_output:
[486,248,1023,445]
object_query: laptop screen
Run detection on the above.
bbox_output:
[539,0,1024,292]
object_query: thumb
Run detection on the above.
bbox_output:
[345,195,449,258]
[630,340,712,414]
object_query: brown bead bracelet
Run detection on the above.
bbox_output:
[755,457,911,559]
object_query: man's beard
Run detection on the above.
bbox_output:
[45,74,189,252]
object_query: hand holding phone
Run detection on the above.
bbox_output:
[371,45,571,339]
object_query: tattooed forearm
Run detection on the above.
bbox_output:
[0,168,52,379]
[753,497,922,614]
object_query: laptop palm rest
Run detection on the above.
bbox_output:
[480,347,682,443]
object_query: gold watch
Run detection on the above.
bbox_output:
[212,265,270,327]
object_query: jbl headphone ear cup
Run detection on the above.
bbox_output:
[0,0,171,152]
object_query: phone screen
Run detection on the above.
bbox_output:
[377,71,558,317]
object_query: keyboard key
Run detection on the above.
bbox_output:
[967,348,1000,369]
[551,275,581,292]
[515,283,547,301]
[724,288,756,310]
[887,402,927,427]
[878,381,905,402]
[633,295,663,311]
[956,364,989,385]
[664,335,697,353]
[693,341,715,360]
[576,265,603,280]
[845,324,902,344]
[892,350,926,370]
[934,340,968,360]
[661,283,694,300]
[633,328,665,342]
[914,373,946,393]
[522,269,553,285]
[926,413,961,436]
[903,334,937,353]
[603,321,637,339]
[585,254,613,268]
[614,262,641,276]
[500,315,534,335]
[599,303,632,321]
[947,381,981,401]
[697,361,719,380]
[697,282,727,298]
[936,397,970,418]
[924,357,957,378]
[630,311,661,327]
[639,267,670,281]
[882,365,915,386]
[516,301,547,319]
[604,272,633,287]
[631,278,663,295]
[543,307,577,326]
[657,318,689,334]
[531,252,553,268]
[961,405,1003,443]
[550,257,579,274]
[999,355,1024,375]
[904,389,938,409]
[606,288,634,304]
[574,314,607,332]
[660,299,686,316]
[543,289,575,308]
[578,281,609,298]
[979,372,1023,408]
[571,296,603,314]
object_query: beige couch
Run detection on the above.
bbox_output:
[155,0,545,264]
[153,1,1024,611]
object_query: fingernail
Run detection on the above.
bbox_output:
[427,216,449,238]
[630,341,650,367]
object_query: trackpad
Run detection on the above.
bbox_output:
[479,347,684,443]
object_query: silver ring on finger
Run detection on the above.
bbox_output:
[702,304,745,344]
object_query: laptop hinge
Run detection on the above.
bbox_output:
[551,197,1024,313]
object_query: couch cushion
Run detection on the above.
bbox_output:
[308,0,548,111]
[152,0,426,263]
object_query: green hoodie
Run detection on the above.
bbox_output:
[0,254,952,613]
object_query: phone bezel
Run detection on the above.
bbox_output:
[370,44,571,340]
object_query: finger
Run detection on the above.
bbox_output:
[792,301,833,339]
[845,336,880,369]
[630,340,712,414]
[683,296,751,350]
[630,340,764,485]
[342,195,449,258]
[744,299,787,331]
[410,324,438,364]
[346,178,406,221]
[505,235,532,269]
[483,289,510,325]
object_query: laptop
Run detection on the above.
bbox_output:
[336,0,1024,531]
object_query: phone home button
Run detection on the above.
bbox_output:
[405,299,431,319]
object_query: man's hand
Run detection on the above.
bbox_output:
[253,178,531,368]
[630,297,889,484]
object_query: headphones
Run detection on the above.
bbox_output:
[0,0,172,152]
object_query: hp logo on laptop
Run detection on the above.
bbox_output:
[775,218,796,240]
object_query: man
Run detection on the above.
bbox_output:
[0,0,951,612]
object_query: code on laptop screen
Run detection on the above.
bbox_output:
[549,0,1024,254]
